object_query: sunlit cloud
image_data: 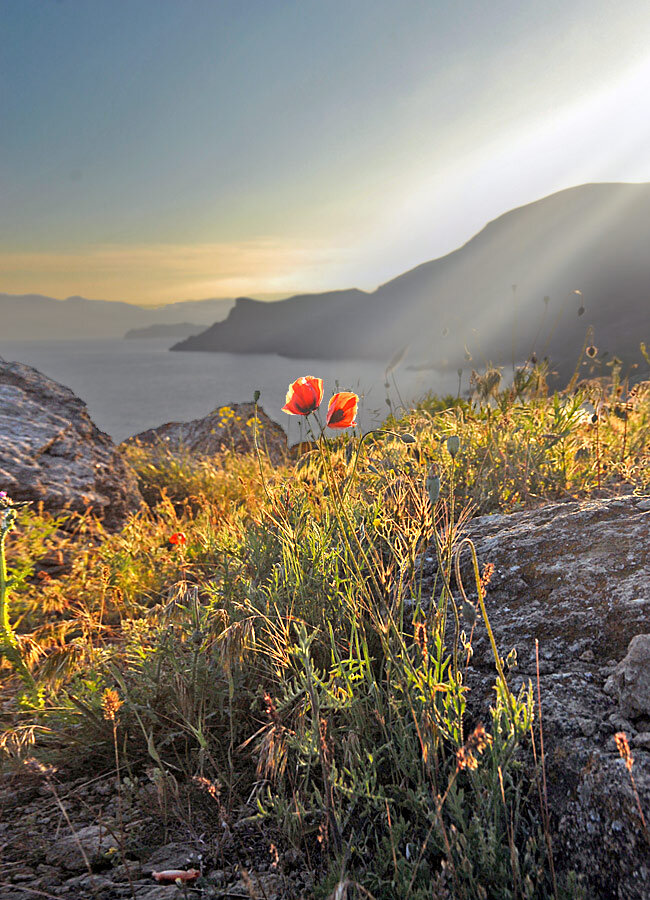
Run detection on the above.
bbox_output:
[0,239,354,304]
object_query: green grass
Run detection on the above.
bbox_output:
[1,363,648,898]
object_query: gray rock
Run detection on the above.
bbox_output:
[605,634,650,720]
[421,494,649,899]
[141,841,202,874]
[45,823,119,872]
[125,401,287,466]
[0,360,142,529]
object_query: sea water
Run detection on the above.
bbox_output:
[0,338,459,443]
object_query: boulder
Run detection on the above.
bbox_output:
[0,359,142,529]
[125,401,287,465]
[45,823,119,872]
[604,633,650,721]
[421,495,649,898]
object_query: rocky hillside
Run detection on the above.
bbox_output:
[173,183,650,380]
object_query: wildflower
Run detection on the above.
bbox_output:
[169,532,187,546]
[326,391,359,428]
[101,688,123,721]
[282,376,324,416]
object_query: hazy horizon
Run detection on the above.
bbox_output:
[2,178,649,309]
[3,1,650,304]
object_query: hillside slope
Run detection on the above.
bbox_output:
[173,183,650,376]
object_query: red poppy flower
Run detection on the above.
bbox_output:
[282,376,324,416]
[326,391,359,428]
[169,532,187,546]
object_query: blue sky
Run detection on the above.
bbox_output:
[2,0,650,303]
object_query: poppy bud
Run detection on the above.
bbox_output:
[446,435,460,458]
[426,472,440,505]
[400,433,416,444]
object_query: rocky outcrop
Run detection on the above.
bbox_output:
[422,495,649,898]
[0,359,142,529]
[125,401,287,465]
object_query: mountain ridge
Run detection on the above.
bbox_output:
[172,182,650,378]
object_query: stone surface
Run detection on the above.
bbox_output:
[421,494,649,899]
[142,841,202,874]
[125,401,287,464]
[0,359,142,529]
[604,633,650,720]
[45,823,119,872]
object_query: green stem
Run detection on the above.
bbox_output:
[0,527,38,693]
[455,537,516,723]
[340,428,409,504]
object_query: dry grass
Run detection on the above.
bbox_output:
[1,364,648,898]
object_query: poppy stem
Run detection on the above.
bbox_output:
[310,418,384,606]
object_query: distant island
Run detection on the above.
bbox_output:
[172,182,650,381]
[0,294,234,341]
[124,322,204,340]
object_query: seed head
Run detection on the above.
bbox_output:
[614,732,634,772]
[263,691,281,727]
[456,746,478,771]
[480,563,495,594]
[101,688,123,722]
[414,620,428,665]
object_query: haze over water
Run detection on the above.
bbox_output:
[0,339,457,443]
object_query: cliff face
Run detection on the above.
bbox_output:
[172,183,650,375]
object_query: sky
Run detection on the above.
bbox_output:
[2,0,650,305]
